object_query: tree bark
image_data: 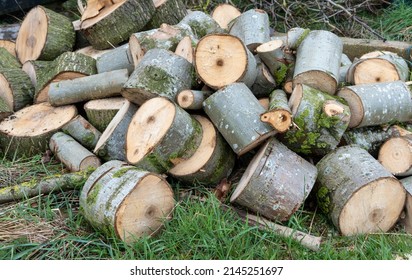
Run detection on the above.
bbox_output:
[203,83,275,155]
[22,60,52,87]
[146,0,188,29]
[400,176,412,234]
[0,23,20,40]
[260,89,292,133]
[176,89,212,110]
[337,81,412,128]
[0,97,12,122]
[61,115,102,151]
[0,48,21,69]
[285,27,310,50]
[75,46,110,59]
[378,135,412,176]
[178,11,223,39]
[0,40,17,57]
[0,68,34,111]
[230,137,317,222]
[96,43,134,74]
[250,56,276,98]
[210,3,241,30]
[83,97,126,132]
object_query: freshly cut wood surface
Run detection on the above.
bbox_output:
[84,97,126,132]
[76,46,110,59]
[174,36,193,63]
[378,135,412,176]
[22,60,52,87]
[260,89,292,133]
[176,90,211,110]
[211,3,241,30]
[0,40,17,57]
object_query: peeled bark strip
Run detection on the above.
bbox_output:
[0,48,21,69]
[0,40,17,57]
[337,81,412,128]
[195,34,257,89]
[260,89,292,133]
[146,0,188,29]
[281,84,351,156]
[22,60,52,87]
[48,69,127,106]
[94,100,137,162]
[80,165,174,242]
[203,83,275,155]
[176,90,212,110]
[231,138,317,222]
[96,44,134,74]
[122,49,195,105]
[293,30,342,95]
[285,27,310,50]
[250,56,276,98]
[229,9,270,52]
[346,51,409,85]
[174,36,194,63]
[79,0,156,50]
[0,103,77,158]
[400,177,412,234]
[62,115,102,151]
[178,11,223,38]
[0,97,12,121]
[211,3,241,30]
[50,132,101,172]
[126,97,202,173]
[16,6,75,64]
[378,135,412,176]
[316,145,406,236]
[168,115,236,186]
[84,97,126,132]
[0,69,34,111]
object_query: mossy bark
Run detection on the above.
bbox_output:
[177,11,223,39]
[0,47,21,69]
[176,90,212,110]
[146,0,188,29]
[61,115,102,151]
[0,68,34,111]
[23,60,52,87]
[0,97,12,121]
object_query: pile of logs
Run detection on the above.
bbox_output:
[1,0,412,246]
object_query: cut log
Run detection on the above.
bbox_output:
[0,23,20,41]
[194,34,257,89]
[96,44,134,74]
[400,176,412,234]
[378,135,412,177]
[337,81,412,128]
[339,54,352,84]
[146,0,188,29]
[178,11,224,38]
[72,19,91,49]
[0,97,12,122]
[230,137,317,222]
[122,48,195,105]
[285,27,310,50]
[168,115,236,186]
[94,100,137,162]
[282,64,294,94]
[281,84,350,156]
[0,48,21,69]
[49,132,101,172]
[174,36,194,63]
[22,60,52,87]
[293,30,342,95]
[228,9,270,52]
[48,68,127,106]
[79,164,174,242]
[203,83,275,155]
[250,56,276,98]
[260,89,292,133]
[0,40,17,57]
[126,97,202,173]
[176,89,212,110]
[75,46,111,59]
[0,69,34,112]
[0,103,77,158]
[258,97,269,110]
[211,3,241,30]
[61,115,102,151]
[16,6,75,64]
[346,51,409,85]
[316,145,406,236]
[84,97,126,132]
[79,0,155,50]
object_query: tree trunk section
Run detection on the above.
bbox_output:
[176,89,212,110]
[316,145,406,236]
[250,56,276,98]
[83,97,126,132]
[96,43,134,74]
[203,83,275,155]
[230,137,317,222]
[22,60,52,87]
[0,40,17,57]
[79,164,174,242]
[146,0,188,29]
[293,30,342,95]
[378,135,412,176]
[0,97,12,122]
[48,68,127,106]
[122,48,195,105]
[337,81,412,128]
[16,6,75,64]
[0,103,77,158]
[79,0,156,50]
[126,97,202,173]
[61,115,102,151]
[211,3,241,30]
[168,115,236,186]
[174,36,194,64]
[260,89,292,133]
[285,27,310,50]
[94,100,137,162]
[0,48,21,69]
[178,11,223,38]
[400,176,412,234]
[49,132,101,172]
[0,69,34,111]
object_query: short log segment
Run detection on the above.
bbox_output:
[126,97,202,173]
[146,0,188,29]
[94,100,137,162]
[228,9,270,52]
[96,44,134,74]
[122,49,195,105]
[285,27,310,50]
[250,56,276,98]
[400,177,412,234]
[0,103,77,158]
[176,90,212,110]
[84,97,126,132]
[22,60,52,87]
[346,51,409,85]
[0,97,12,121]
[260,89,292,133]
[0,40,17,57]
[174,36,194,63]
[194,34,257,89]
[16,6,75,64]
[168,115,236,186]
[211,3,241,30]
[0,69,34,112]
[48,69,128,106]
[61,115,102,151]
[316,145,406,236]
[178,11,223,38]
[0,48,21,69]
[75,46,110,59]
[79,165,175,242]
[378,135,412,177]
[293,30,342,95]
[203,83,275,155]
[337,81,412,128]
[79,0,156,50]
[230,138,317,222]
[49,132,101,172]
[281,84,350,156]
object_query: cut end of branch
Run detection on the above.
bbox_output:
[260,110,292,133]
